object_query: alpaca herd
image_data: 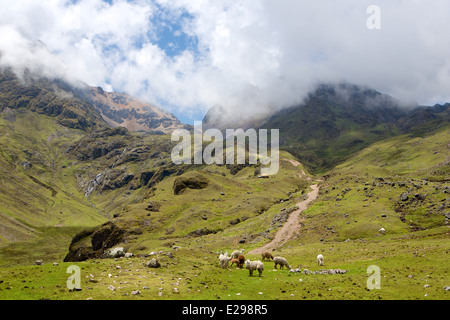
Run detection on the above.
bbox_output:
[218,250,326,277]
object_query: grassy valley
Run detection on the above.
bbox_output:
[0,119,448,300]
[0,71,448,301]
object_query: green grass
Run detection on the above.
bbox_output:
[334,127,449,178]
[0,227,448,300]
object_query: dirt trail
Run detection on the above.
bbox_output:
[248,160,320,255]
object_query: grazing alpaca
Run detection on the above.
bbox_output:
[245,259,264,277]
[230,258,240,267]
[261,251,273,261]
[273,256,291,270]
[231,249,244,259]
[317,254,324,266]
[219,252,231,269]
[238,255,245,268]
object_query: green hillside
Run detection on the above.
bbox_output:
[0,109,108,264]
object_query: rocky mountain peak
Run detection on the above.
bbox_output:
[88,86,187,134]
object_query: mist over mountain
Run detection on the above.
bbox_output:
[203,82,450,172]
[2,1,450,125]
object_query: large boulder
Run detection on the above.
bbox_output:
[64,222,126,262]
[91,222,125,251]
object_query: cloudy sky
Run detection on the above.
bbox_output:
[1,0,450,124]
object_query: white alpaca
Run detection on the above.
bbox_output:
[273,256,291,270]
[231,249,244,259]
[317,254,324,266]
[219,251,231,269]
[245,259,264,277]
[219,251,228,259]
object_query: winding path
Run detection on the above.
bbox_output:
[248,160,320,255]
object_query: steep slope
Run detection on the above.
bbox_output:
[0,108,108,264]
[0,68,109,250]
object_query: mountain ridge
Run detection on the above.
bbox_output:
[88,86,188,134]
[0,67,187,134]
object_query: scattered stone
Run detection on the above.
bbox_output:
[21,161,32,169]
[131,290,141,295]
[105,247,125,259]
[146,258,161,268]
[400,193,409,201]
[35,260,43,265]
[302,269,311,275]
[145,201,161,212]
[301,268,346,275]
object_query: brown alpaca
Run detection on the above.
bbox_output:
[230,259,240,267]
[238,255,245,268]
[261,251,273,261]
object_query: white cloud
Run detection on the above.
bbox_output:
[1,0,450,123]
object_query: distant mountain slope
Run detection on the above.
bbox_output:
[0,68,107,131]
[203,83,450,173]
[0,67,188,135]
[88,86,187,134]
